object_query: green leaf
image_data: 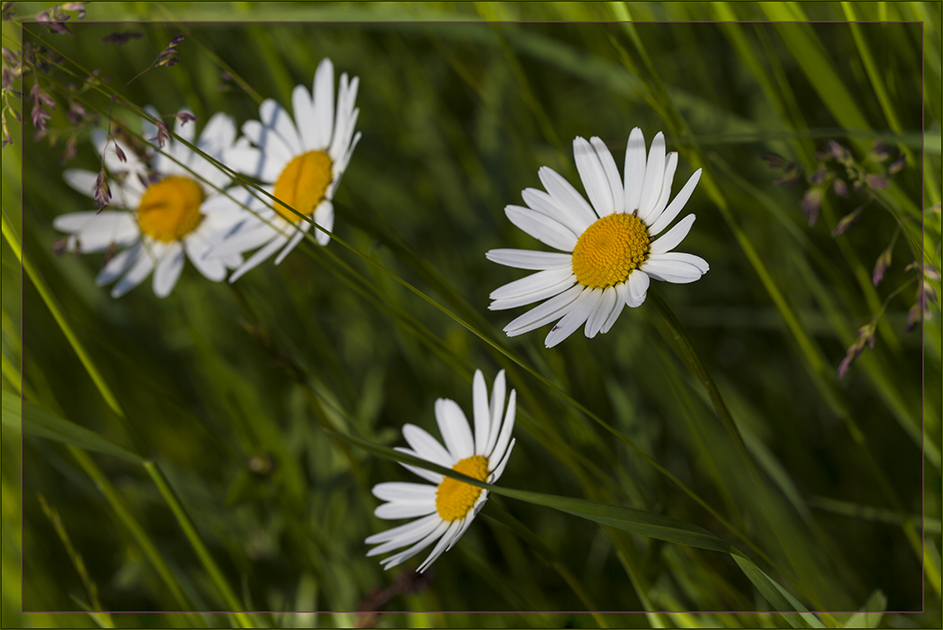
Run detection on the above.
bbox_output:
[2,391,143,463]
[843,590,887,628]
[732,556,825,628]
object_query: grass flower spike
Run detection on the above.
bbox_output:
[487,129,709,347]
[55,111,247,298]
[366,370,516,572]
[216,58,361,281]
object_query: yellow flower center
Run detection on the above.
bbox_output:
[435,455,489,522]
[571,213,651,289]
[272,150,333,223]
[136,176,205,242]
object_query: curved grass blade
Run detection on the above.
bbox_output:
[332,428,826,623]
[2,391,142,464]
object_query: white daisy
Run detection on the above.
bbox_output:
[55,110,247,298]
[213,58,361,282]
[366,369,516,572]
[487,128,709,348]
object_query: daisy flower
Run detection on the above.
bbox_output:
[487,128,709,348]
[366,369,516,572]
[55,111,247,298]
[214,58,361,282]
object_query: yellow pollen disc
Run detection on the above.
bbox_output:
[272,150,333,223]
[571,213,651,289]
[136,176,205,242]
[435,455,489,522]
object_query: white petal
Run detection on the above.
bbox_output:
[624,128,646,213]
[538,166,598,229]
[489,274,575,311]
[153,242,185,298]
[503,283,585,337]
[111,247,154,298]
[367,515,442,556]
[637,132,666,221]
[490,267,575,301]
[62,169,97,197]
[544,285,602,348]
[366,513,439,545]
[292,83,317,152]
[650,214,696,255]
[472,371,490,456]
[374,501,436,520]
[417,520,462,573]
[227,233,288,283]
[644,152,678,227]
[446,514,476,552]
[573,136,612,218]
[198,112,237,157]
[243,119,294,170]
[435,399,475,461]
[649,169,702,236]
[274,223,309,265]
[185,236,226,281]
[330,73,359,160]
[311,58,335,150]
[381,521,448,570]
[521,187,588,236]
[591,137,624,216]
[485,248,572,271]
[642,256,707,284]
[372,482,437,503]
[312,200,333,246]
[402,424,454,469]
[53,211,139,252]
[487,389,516,461]
[395,447,443,484]
[485,370,506,458]
[600,286,626,333]
[654,251,709,273]
[626,270,650,307]
[260,99,302,155]
[490,437,515,482]
[585,286,617,339]
[224,145,267,180]
[505,205,578,252]
[210,219,279,260]
[324,127,360,200]
[96,241,142,286]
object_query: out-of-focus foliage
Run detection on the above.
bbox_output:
[2,2,940,628]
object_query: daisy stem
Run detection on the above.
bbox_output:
[648,289,757,475]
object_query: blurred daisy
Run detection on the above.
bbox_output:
[214,58,361,282]
[55,112,247,298]
[487,129,708,348]
[366,369,516,572]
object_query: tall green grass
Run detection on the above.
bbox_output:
[2,2,940,628]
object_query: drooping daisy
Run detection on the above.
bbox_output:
[366,369,516,572]
[487,129,709,348]
[55,111,247,298]
[213,58,361,282]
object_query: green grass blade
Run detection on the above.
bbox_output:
[731,556,825,628]
[3,391,142,464]
[143,462,259,628]
[335,427,832,621]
